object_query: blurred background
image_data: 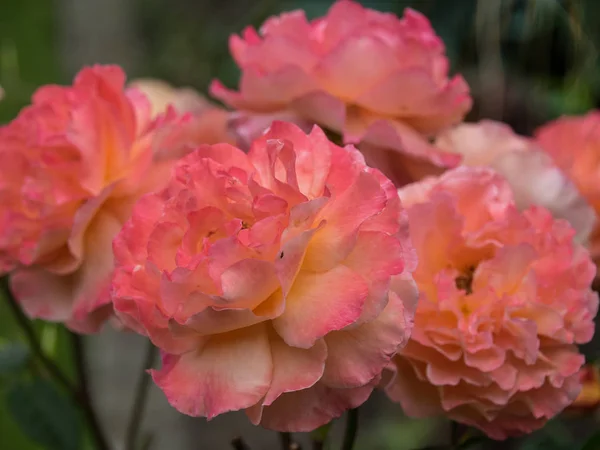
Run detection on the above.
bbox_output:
[1,0,599,449]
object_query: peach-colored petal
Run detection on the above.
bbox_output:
[152,324,272,419]
[128,79,211,117]
[250,380,376,432]
[273,266,369,349]
[322,288,413,388]
[263,333,327,405]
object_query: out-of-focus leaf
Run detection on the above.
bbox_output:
[457,435,488,449]
[6,379,82,450]
[520,418,574,450]
[356,416,439,450]
[311,421,333,448]
[543,79,595,118]
[582,431,600,450]
[0,341,29,375]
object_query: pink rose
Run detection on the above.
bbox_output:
[111,121,418,431]
[211,0,471,166]
[385,167,598,439]
[130,78,238,145]
[0,65,189,332]
[536,111,600,270]
[436,120,595,243]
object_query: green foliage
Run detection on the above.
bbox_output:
[0,341,29,375]
[6,378,82,450]
[582,430,600,450]
[0,0,62,123]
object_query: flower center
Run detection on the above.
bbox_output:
[455,265,475,295]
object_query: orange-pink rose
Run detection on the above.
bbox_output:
[0,65,189,332]
[536,111,600,269]
[436,120,595,243]
[111,121,418,431]
[130,78,237,145]
[385,167,598,439]
[211,0,471,166]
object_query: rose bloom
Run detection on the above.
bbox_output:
[435,120,595,243]
[210,0,471,167]
[129,78,237,145]
[536,111,600,269]
[0,65,189,332]
[111,121,418,431]
[385,167,598,439]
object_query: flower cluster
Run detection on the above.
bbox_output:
[0,0,598,443]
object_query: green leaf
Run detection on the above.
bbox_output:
[0,341,29,375]
[6,379,82,450]
[582,431,600,450]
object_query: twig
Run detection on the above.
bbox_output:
[71,333,111,450]
[125,340,158,450]
[341,408,359,450]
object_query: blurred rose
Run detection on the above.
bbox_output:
[435,120,595,243]
[536,111,600,270]
[385,167,598,439]
[0,65,190,332]
[565,365,600,412]
[112,121,418,431]
[211,0,471,167]
[130,78,236,145]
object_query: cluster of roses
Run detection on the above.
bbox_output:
[0,1,598,440]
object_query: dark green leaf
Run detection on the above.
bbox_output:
[582,431,600,450]
[6,379,82,450]
[0,341,29,375]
